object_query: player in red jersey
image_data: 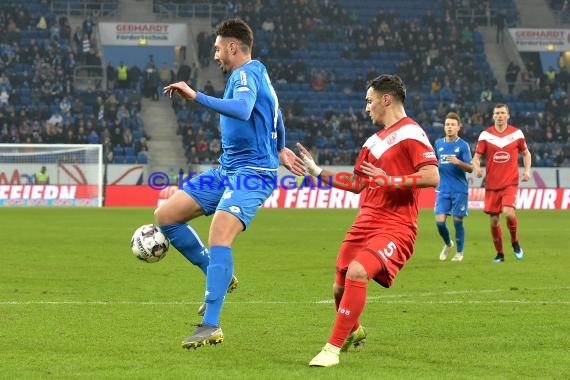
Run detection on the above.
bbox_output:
[472,103,532,263]
[297,75,439,367]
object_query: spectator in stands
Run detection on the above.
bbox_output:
[177,60,192,83]
[106,61,117,90]
[159,62,173,86]
[135,136,149,155]
[505,61,520,95]
[82,16,94,40]
[0,88,9,109]
[203,80,216,96]
[495,10,506,43]
[117,61,129,89]
[34,166,49,184]
[128,64,142,91]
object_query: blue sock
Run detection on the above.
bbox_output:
[454,219,465,252]
[436,221,451,246]
[159,223,209,274]
[203,246,233,327]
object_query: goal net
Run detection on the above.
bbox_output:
[0,144,103,207]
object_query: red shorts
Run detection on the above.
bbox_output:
[484,186,518,214]
[335,225,416,288]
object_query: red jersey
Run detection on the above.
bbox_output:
[352,117,437,230]
[475,125,528,190]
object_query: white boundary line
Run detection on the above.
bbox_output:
[1,287,568,306]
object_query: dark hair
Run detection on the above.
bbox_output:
[446,112,461,125]
[367,74,406,103]
[215,18,254,51]
[493,103,510,113]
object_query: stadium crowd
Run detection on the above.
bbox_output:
[0,3,151,164]
[167,0,570,167]
[1,1,569,168]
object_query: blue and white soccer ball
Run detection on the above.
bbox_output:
[131,224,169,263]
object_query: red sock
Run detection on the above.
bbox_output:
[491,224,503,253]
[334,287,360,334]
[328,279,367,348]
[506,216,518,243]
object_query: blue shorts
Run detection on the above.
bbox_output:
[182,167,277,230]
[434,192,468,217]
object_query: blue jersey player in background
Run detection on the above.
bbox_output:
[158,18,305,349]
[434,112,473,262]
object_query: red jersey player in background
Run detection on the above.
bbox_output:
[297,74,439,367]
[472,103,532,263]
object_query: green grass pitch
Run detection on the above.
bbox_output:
[1,207,569,379]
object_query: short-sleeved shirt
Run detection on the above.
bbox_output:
[352,117,438,230]
[434,137,472,194]
[475,125,527,190]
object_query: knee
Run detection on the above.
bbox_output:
[154,206,171,226]
[346,261,368,281]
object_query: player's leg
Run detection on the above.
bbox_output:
[490,214,504,262]
[451,193,468,262]
[501,186,523,259]
[435,193,453,260]
[154,190,209,272]
[333,273,367,353]
[335,237,366,352]
[484,189,504,262]
[155,170,224,274]
[183,169,276,348]
[310,259,371,367]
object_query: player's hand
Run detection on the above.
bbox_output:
[279,147,305,176]
[446,155,460,165]
[522,171,530,182]
[475,167,483,178]
[296,142,322,176]
[163,81,197,101]
[360,161,387,178]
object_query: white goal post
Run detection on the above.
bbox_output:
[0,144,103,207]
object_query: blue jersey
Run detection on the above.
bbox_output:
[196,60,281,171]
[435,137,472,193]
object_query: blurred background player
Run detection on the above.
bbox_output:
[472,103,532,263]
[298,74,439,367]
[157,18,304,349]
[434,112,473,262]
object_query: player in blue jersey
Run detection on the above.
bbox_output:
[157,18,305,349]
[434,112,473,262]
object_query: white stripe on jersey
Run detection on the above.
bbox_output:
[478,130,525,148]
[239,70,247,86]
[364,123,432,159]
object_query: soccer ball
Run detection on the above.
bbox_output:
[131,224,169,263]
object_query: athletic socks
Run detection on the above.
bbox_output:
[202,246,233,327]
[506,216,519,243]
[328,279,367,348]
[491,224,503,254]
[436,221,452,246]
[453,219,465,252]
[159,223,209,274]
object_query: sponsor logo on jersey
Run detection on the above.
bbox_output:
[423,151,436,159]
[493,151,511,163]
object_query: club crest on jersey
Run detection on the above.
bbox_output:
[493,151,510,163]
[385,132,397,145]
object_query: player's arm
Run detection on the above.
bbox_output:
[296,142,367,193]
[163,80,256,121]
[472,152,484,178]
[361,162,439,189]
[521,148,532,181]
[446,155,473,173]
